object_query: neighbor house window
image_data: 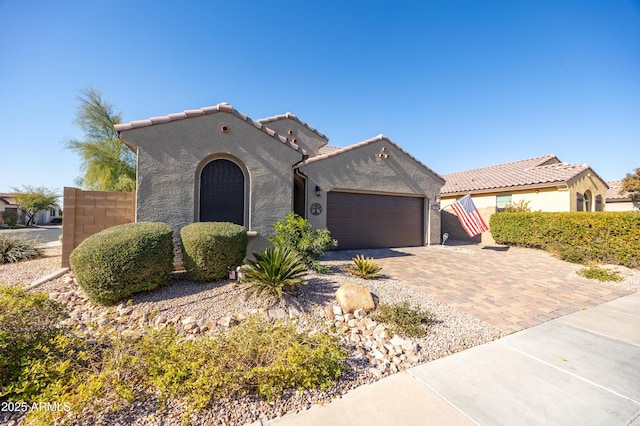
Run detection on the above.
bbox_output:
[576,192,584,211]
[595,195,603,211]
[496,194,512,212]
[584,190,592,212]
[199,159,245,225]
[49,208,56,217]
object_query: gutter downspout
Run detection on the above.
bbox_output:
[293,153,310,216]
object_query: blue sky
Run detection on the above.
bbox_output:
[1,0,639,199]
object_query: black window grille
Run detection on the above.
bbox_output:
[199,159,244,225]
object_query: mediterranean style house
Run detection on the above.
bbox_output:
[439,155,609,243]
[114,103,444,254]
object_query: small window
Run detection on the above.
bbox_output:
[496,194,512,212]
[576,192,584,211]
[595,195,603,212]
[584,191,592,212]
[49,208,56,217]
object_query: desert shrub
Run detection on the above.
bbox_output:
[180,222,248,282]
[0,285,72,399]
[547,242,585,264]
[0,234,42,264]
[503,199,532,212]
[578,265,623,282]
[2,211,18,227]
[4,310,348,424]
[137,317,348,406]
[244,247,307,298]
[490,212,640,268]
[346,255,382,279]
[373,301,435,338]
[70,222,174,305]
[270,213,337,272]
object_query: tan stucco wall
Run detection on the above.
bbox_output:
[259,118,327,157]
[441,187,571,213]
[568,169,608,212]
[119,112,302,254]
[441,205,496,244]
[606,200,638,212]
[298,139,444,245]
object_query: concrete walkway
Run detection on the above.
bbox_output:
[323,243,632,334]
[267,291,640,425]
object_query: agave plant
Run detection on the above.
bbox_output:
[244,246,307,298]
[0,235,42,264]
[346,255,382,279]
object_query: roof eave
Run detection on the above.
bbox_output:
[441,181,570,197]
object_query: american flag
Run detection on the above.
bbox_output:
[451,194,489,237]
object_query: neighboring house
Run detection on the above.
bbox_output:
[115,103,444,254]
[439,155,609,243]
[0,192,61,225]
[606,180,638,211]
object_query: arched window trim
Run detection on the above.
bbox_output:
[194,155,250,228]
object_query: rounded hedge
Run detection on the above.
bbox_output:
[180,222,248,282]
[70,222,174,305]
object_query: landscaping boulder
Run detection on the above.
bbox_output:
[335,283,376,313]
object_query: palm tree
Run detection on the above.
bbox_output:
[66,88,136,192]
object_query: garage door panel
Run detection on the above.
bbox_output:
[327,192,424,250]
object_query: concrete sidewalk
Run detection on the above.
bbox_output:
[267,292,640,425]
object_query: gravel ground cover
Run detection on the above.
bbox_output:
[2,246,639,425]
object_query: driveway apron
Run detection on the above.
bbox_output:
[323,243,631,334]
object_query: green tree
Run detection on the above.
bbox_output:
[66,88,136,192]
[11,186,59,226]
[621,167,640,208]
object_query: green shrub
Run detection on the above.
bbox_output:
[0,285,67,398]
[244,247,307,298]
[137,317,347,406]
[346,255,382,279]
[180,222,248,282]
[490,212,640,268]
[578,265,623,282]
[70,222,174,305]
[2,211,18,226]
[373,301,435,338]
[0,234,42,263]
[270,213,337,272]
[50,217,62,224]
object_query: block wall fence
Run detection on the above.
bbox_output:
[62,187,135,267]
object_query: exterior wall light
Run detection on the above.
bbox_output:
[315,185,322,196]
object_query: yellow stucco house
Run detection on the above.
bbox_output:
[440,155,609,243]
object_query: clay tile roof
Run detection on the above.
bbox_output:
[318,145,342,155]
[114,103,305,154]
[257,112,329,142]
[298,134,445,183]
[606,180,631,202]
[440,155,597,195]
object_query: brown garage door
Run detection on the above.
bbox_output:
[327,192,424,249]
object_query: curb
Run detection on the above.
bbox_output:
[29,268,69,290]
[36,241,62,249]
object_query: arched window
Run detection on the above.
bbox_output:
[199,159,245,225]
[584,190,592,212]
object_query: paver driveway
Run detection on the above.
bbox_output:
[323,242,632,334]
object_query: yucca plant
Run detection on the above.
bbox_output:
[0,235,42,264]
[346,255,382,279]
[244,247,307,298]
